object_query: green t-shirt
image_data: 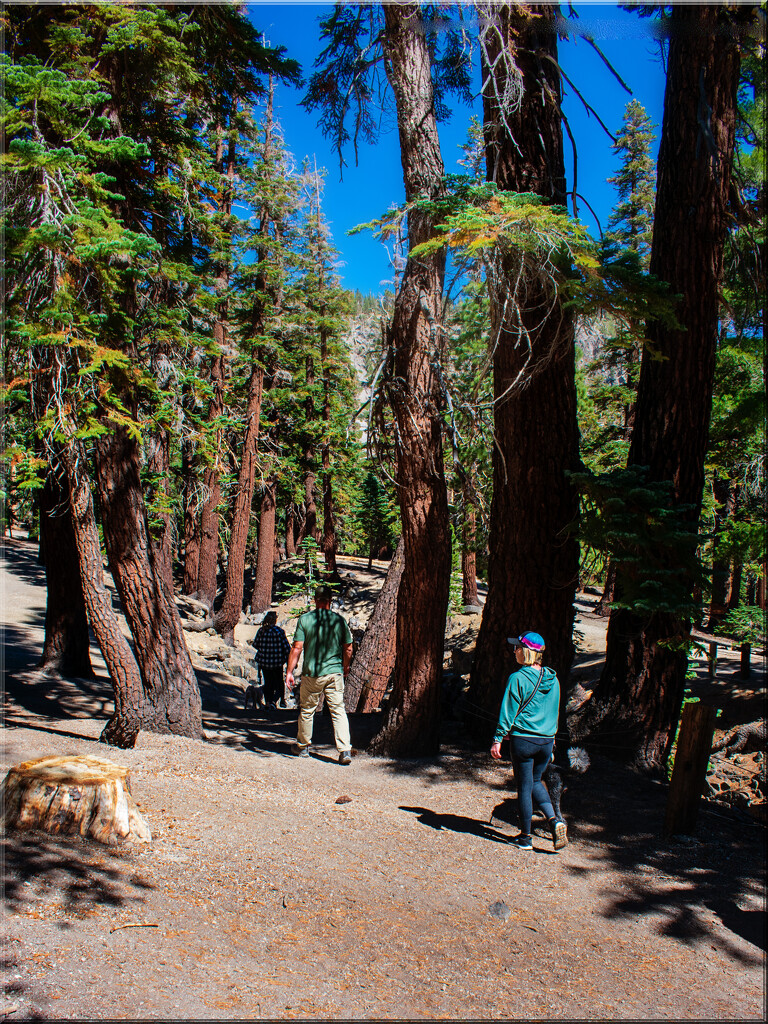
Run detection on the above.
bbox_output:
[294,608,352,678]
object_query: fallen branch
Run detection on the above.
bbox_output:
[110,922,159,934]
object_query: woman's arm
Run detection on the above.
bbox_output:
[493,673,521,744]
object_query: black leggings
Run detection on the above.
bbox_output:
[261,667,284,705]
[510,734,555,836]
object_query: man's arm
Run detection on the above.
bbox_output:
[285,641,303,691]
[342,642,353,676]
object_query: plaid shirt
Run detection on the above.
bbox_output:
[253,624,291,668]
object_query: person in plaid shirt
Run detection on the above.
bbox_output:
[253,611,291,707]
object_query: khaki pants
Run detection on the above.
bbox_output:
[296,673,351,752]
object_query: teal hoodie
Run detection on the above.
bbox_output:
[494,665,560,741]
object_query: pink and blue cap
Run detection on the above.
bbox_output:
[507,631,546,652]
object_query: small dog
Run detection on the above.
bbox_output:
[540,744,590,823]
[244,683,265,711]
[499,739,589,823]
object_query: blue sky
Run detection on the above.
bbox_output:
[246,2,667,295]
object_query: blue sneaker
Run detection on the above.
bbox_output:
[510,834,533,851]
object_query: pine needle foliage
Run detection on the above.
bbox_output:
[354,175,679,364]
[354,470,397,566]
[2,3,300,532]
[570,466,702,620]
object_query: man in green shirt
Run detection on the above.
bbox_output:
[286,584,353,764]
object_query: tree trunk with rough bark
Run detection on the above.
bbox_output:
[63,447,142,748]
[93,427,202,739]
[216,80,283,640]
[322,464,339,576]
[368,4,451,757]
[145,426,174,597]
[461,547,479,609]
[181,435,200,596]
[460,480,479,608]
[299,468,319,546]
[215,363,264,642]
[252,479,277,613]
[469,3,580,739]
[345,536,405,713]
[708,476,738,630]
[285,503,297,558]
[39,464,92,678]
[595,561,618,617]
[726,562,742,612]
[319,285,339,576]
[574,3,749,773]
[197,127,233,612]
[197,352,225,612]
[297,350,320,550]
[757,565,766,610]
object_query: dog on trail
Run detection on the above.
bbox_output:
[495,741,589,830]
[244,683,265,712]
[539,744,590,823]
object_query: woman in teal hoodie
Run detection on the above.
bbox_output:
[490,631,567,852]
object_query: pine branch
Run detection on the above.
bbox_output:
[539,53,617,143]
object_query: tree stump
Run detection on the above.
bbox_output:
[1,755,151,846]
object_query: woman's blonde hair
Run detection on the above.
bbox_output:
[518,647,543,666]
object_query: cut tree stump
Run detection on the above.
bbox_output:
[0,755,151,846]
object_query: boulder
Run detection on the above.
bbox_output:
[234,623,259,645]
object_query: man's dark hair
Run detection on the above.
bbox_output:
[315,584,333,603]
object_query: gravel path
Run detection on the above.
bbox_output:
[1,538,765,1021]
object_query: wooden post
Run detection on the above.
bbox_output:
[663,702,717,836]
[707,642,718,678]
[740,643,751,679]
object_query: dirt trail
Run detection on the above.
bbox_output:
[1,538,765,1021]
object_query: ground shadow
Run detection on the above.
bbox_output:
[204,710,299,756]
[0,718,101,744]
[377,744,504,785]
[1,950,46,1023]
[2,831,154,918]
[2,623,46,679]
[1,539,123,624]
[4,659,114,723]
[1,538,46,589]
[377,738,765,962]
[400,805,510,844]
[556,751,766,962]
[4,540,763,966]
[203,704,386,759]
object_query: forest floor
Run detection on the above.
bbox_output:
[1,535,766,1021]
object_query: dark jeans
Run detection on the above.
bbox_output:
[510,734,555,836]
[260,667,285,706]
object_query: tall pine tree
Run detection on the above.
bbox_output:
[574,3,758,773]
[605,99,656,267]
